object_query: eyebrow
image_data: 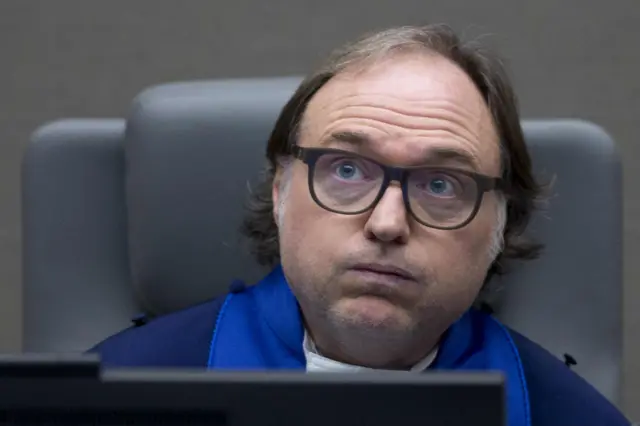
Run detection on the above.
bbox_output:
[323,130,480,169]
[323,130,371,146]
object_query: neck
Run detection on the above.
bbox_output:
[305,318,439,370]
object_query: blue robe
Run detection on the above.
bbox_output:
[93,266,630,426]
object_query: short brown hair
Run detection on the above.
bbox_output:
[241,24,544,287]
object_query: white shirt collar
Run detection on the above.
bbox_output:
[303,331,438,373]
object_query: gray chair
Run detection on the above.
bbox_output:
[22,77,622,403]
[22,119,138,352]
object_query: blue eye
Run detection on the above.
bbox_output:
[335,162,362,180]
[417,176,458,198]
[428,178,452,195]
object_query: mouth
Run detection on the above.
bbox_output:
[350,263,416,282]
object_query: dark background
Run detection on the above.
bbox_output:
[0,0,638,417]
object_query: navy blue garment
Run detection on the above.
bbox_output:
[92,266,630,426]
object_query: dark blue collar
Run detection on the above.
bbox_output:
[209,266,530,425]
[249,264,481,369]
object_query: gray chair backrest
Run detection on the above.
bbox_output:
[22,77,622,403]
[22,119,139,352]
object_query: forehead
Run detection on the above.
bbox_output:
[300,53,501,173]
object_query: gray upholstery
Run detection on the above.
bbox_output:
[125,78,301,314]
[494,120,622,403]
[22,78,622,403]
[22,119,139,352]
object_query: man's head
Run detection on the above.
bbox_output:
[243,25,543,368]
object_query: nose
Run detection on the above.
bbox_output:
[363,185,410,244]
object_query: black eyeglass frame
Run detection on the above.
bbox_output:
[291,145,506,230]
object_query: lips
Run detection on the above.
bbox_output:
[350,263,415,281]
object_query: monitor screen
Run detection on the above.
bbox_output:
[0,355,505,426]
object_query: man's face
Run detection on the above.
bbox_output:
[274,53,503,356]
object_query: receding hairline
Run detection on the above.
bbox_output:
[295,48,501,157]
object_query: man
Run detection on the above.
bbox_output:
[93,25,630,425]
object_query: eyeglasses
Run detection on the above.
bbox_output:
[291,145,505,230]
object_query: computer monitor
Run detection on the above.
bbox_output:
[0,354,505,426]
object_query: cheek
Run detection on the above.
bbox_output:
[278,175,353,304]
[278,174,337,267]
[457,195,500,253]
[419,206,497,291]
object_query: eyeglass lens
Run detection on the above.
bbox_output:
[311,152,479,227]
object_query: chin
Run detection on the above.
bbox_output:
[330,296,412,333]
